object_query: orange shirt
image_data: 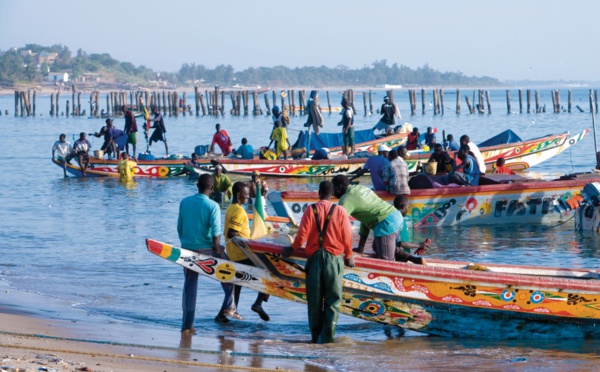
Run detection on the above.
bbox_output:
[494,166,515,175]
[291,200,353,259]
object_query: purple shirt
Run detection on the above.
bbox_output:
[363,155,390,191]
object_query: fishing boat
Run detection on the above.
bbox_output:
[269,173,600,227]
[404,129,589,173]
[52,155,191,178]
[146,238,600,339]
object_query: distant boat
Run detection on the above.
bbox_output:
[376,84,403,89]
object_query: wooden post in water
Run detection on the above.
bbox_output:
[71,87,75,116]
[526,89,531,113]
[19,91,25,117]
[485,90,492,114]
[421,89,426,115]
[506,90,511,114]
[173,91,179,117]
[162,91,167,114]
[362,92,367,115]
[264,93,271,114]
[272,91,277,111]
[89,93,93,117]
[167,91,172,116]
[220,91,226,116]
[440,89,445,115]
[14,91,18,117]
[56,91,60,117]
[465,95,473,114]
[194,86,199,116]
[198,92,206,115]
[326,91,332,113]
[50,93,55,116]
[77,92,82,116]
[299,90,306,114]
[518,89,523,114]
[432,90,439,115]
[595,89,598,113]
[535,90,540,113]
[241,91,248,116]
[456,89,461,114]
[66,99,70,117]
[568,90,572,113]
[182,92,187,116]
[369,90,373,114]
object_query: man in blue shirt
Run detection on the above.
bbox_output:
[350,144,390,191]
[177,174,226,332]
[234,138,254,159]
[443,134,460,151]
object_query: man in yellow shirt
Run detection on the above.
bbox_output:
[268,120,291,159]
[222,181,270,322]
[117,152,137,182]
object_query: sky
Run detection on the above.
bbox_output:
[0,0,598,81]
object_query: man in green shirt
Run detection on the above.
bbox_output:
[211,164,233,203]
[332,175,403,260]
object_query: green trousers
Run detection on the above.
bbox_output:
[305,248,344,344]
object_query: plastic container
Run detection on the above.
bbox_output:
[93,150,104,158]
[423,161,437,175]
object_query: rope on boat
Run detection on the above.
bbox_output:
[542,214,575,230]
[0,330,320,360]
[0,342,297,372]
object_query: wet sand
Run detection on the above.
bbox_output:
[0,284,322,372]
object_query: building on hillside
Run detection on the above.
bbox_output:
[48,72,69,83]
[38,51,58,65]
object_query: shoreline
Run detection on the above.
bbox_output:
[0,281,321,371]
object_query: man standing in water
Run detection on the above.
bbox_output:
[117,152,137,182]
[338,98,355,157]
[283,181,354,344]
[122,105,138,159]
[177,174,222,333]
[148,107,168,156]
[210,123,233,156]
[373,96,401,136]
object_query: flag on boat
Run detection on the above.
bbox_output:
[250,182,268,239]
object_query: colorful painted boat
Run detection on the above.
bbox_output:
[404,129,589,173]
[269,173,600,227]
[146,238,600,338]
[53,157,191,178]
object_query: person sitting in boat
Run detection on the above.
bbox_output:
[233,137,254,159]
[424,127,436,149]
[210,123,233,156]
[303,90,324,135]
[373,96,401,136]
[52,133,73,178]
[312,147,330,160]
[427,144,453,174]
[350,145,390,191]
[448,144,480,186]
[211,163,233,203]
[148,107,168,156]
[459,134,486,175]
[443,134,460,151]
[383,149,410,195]
[117,151,137,183]
[493,157,515,174]
[332,175,403,260]
[393,195,429,265]
[71,132,91,176]
[267,119,291,160]
[406,127,421,150]
[172,153,200,178]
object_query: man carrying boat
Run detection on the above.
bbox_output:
[282,181,354,343]
[177,174,224,332]
[373,96,401,136]
[332,175,403,260]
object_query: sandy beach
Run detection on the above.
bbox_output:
[0,284,320,372]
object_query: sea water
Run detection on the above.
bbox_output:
[0,88,599,371]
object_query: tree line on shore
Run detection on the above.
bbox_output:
[0,44,500,88]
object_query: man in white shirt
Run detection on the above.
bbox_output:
[460,135,486,175]
[52,133,73,177]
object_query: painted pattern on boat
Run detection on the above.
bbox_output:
[147,238,600,338]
